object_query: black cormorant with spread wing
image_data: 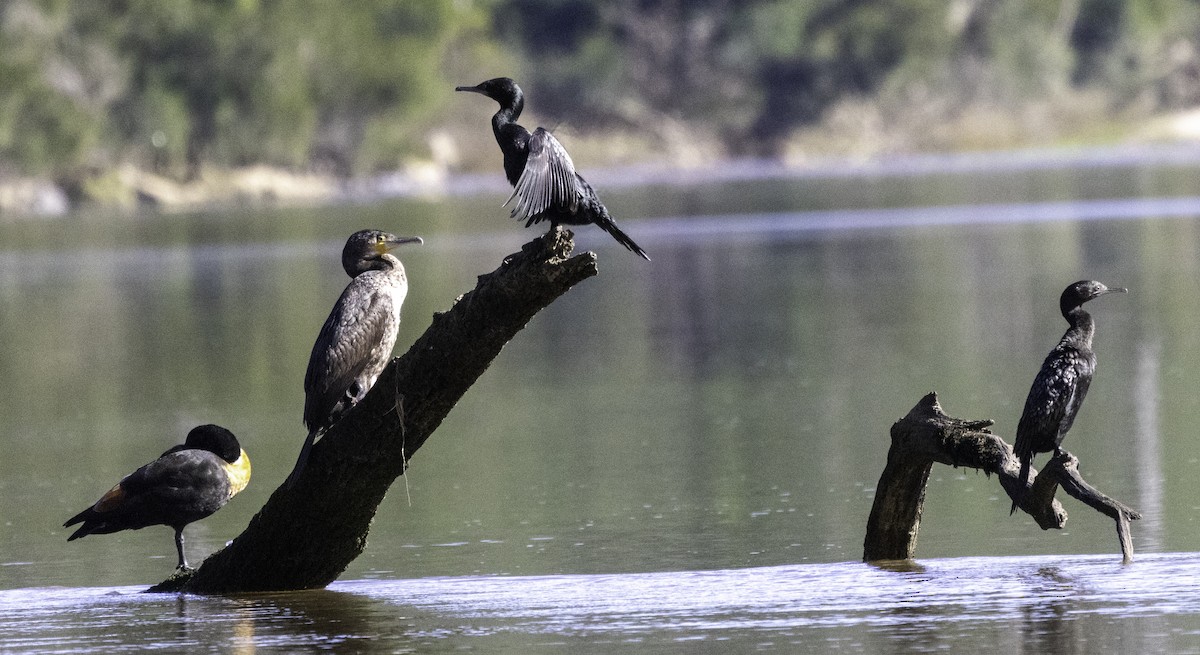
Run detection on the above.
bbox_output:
[285,229,422,488]
[455,77,650,261]
[1010,280,1126,514]
[64,424,251,571]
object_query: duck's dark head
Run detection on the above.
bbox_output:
[341,229,423,277]
[455,77,523,110]
[1059,280,1127,317]
[185,424,242,463]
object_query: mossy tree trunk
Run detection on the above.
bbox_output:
[863,392,1141,564]
[152,228,598,593]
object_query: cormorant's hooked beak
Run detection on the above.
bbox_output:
[1087,285,1128,303]
[455,84,486,95]
[379,236,423,254]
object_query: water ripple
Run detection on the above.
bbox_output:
[334,552,1200,637]
[2,553,1199,653]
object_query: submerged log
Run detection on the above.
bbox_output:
[151,227,598,593]
[863,392,1140,564]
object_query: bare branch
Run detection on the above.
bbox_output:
[864,392,1139,563]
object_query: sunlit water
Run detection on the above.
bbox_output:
[3,148,1200,651]
[4,553,1200,653]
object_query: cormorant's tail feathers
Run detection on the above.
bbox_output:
[594,216,650,261]
[284,429,321,489]
[1010,455,1032,515]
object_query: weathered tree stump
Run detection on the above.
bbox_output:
[150,227,598,593]
[863,392,1140,564]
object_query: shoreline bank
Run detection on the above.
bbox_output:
[4,130,1200,220]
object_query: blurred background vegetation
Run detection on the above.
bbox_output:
[1,0,1198,206]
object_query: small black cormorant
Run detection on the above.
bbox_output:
[1010,280,1127,514]
[64,424,251,571]
[285,229,423,488]
[455,77,650,261]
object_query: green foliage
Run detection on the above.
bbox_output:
[0,0,1197,183]
[0,57,97,177]
[0,0,481,182]
[288,0,462,173]
[489,0,1200,154]
[0,1,102,177]
[1074,0,1200,108]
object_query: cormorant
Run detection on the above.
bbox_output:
[1010,280,1127,514]
[285,229,423,488]
[455,77,650,261]
[64,424,251,571]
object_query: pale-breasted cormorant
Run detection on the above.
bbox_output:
[64,424,251,571]
[1010,280,1127,514]
[285,229,423,488]
[455,77,650,261]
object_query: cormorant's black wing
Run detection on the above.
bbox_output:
[1011,343,1095,515]
[1058,358,1093,437]
[504,127,584,223]
[1014,346,1090,458]
[303,280,397,430]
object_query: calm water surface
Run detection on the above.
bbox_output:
[4,553,1200,653]
[2,149,1200,651]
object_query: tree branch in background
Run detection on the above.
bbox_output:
[863,392,1140,564]
[150,227,598,593]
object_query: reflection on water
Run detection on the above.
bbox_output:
[2,553,1199,653]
